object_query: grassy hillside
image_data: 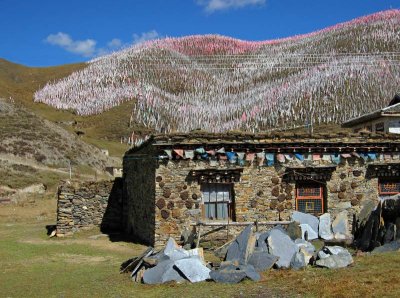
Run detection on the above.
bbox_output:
[0,58,147,157]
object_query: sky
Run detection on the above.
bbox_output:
[1,0,399,67]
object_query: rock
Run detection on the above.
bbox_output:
[210,264,260,283]
[319,213,334,240]
[336,202,352,209]
[384,223,396,244]
[163,237,190,261]
[372,240,400,254]
[247,251,279,272]
[295,239,315,265]
[358,200,376,226]
[210,267,247,284]
[19,183,46,194]
[267,229,298,269]
[300,224,318,240]
[226,225,256,265]
[292,211,319,236]
[316,246,353,269]
[290,252,306,270]
[287,221,302,240]
[332,211,351,240]
[143,260,185,284]
[255,231,269,251]
[174,258,210,283]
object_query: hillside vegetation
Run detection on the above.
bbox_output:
[34,10,400,133]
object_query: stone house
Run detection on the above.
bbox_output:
[342,94,400,134]
[122,132,400,248]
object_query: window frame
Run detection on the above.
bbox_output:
[201,183,234,221]
[378,179,400,195]
[295,184,325,215]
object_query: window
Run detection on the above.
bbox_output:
[296,184,324,215]
[201,183,233,220]
[379,180,400,195]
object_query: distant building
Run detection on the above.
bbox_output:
[342,94,400,134]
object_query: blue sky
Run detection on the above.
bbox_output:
[1,0,399,66]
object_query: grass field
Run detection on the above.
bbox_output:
[1,197,400,298]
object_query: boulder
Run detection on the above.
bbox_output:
[292,211,319,236]
[332,211,351,240]
[295,239,315,265]
[226,225,256,264]
[247,250,279,272]
[267,229,298,269]
[319,213,334,240]
[209,263,261,284]
[290,252,307,270]
[174,258,210,283]
[300,224,318,240]
[287,221,302,240]
[316,246,353,269]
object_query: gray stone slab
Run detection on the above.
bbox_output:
[143,260,185,284]
[209,268,247,284]
[267,229,298,269]
[300,223,318,240]
[174,258,210,283]
[319,213,334,240]
[332,211,351,240]
[226,225,255,264]
[248,251,279,272]
[240,264,261,281]
[290,252,306,270]
[287,221,302,240]
[292,211,319,236]
[372,240,400,254]
[163,237,190,261]
[295,239,315,265]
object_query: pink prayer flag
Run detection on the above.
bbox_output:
[277,154,285,162]
[174,149,184,157]
[246,153,255,161]
[341,153,352,158]
[312,154,321,161]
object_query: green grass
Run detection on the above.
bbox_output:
[1,199,400,298]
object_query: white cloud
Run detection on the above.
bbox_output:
[45,32,97,57]
[132,30,160,45]
[45,30,160,58]
[197,0,266,13]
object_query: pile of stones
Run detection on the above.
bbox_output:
[122,211,354,285]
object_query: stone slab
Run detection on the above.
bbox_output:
[300,223,318,240]
[174,258,210,283]
[292,211,319,236]
[332,211,350,240]
[248,251,279,272]
[319,213,334,240]
[267,229,298,269]
[143,260,185,284]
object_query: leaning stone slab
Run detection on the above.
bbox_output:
[226,225,255,264]
[267,229,298,269]
[248,251,279,272]
[292,211,319,236]
[300,223,318,240]
[174,258,210,283]
[295,239,315,265]
[332,211,351,240]
[163,237,190,261]
[319,213,334,240]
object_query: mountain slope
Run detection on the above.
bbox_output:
[34,10,400,133]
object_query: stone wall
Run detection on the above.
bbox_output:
[123,145,157,245]
[153,157,385,248]
[56,179,122,236]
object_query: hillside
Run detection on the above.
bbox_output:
[0,98,120,191]
[34,10,400,133]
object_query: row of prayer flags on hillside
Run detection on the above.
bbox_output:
[161,147,397,166]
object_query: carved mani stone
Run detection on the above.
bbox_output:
[161,209,170,219]
[185,200,193,209]
[163,188,172,198]
[340,173,347,179]
[271,177,280,184]
[250,200,257,208]
[278,194,286,202]
[156,198,166,209]
[271,186,280,197]
[180,191,189,200]
[353,170,362,177]
[167,201,174,210]
[192,193,198,200]
[159,182,165,188]
[356,193,364,200]
[285,202,293,209]
[338,192,346,200]
[351,198,359,206]
[277,204,285,212]
[156,176,163,182]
